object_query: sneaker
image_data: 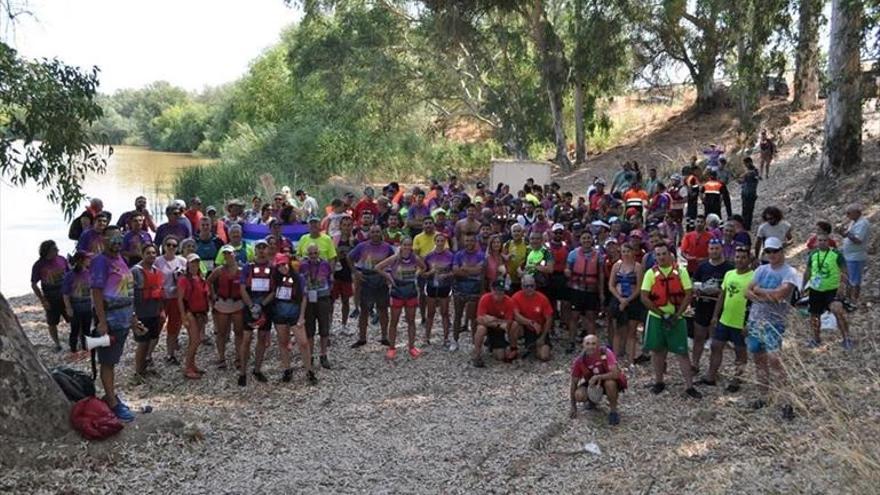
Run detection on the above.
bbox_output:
[726,380,741,393]
[806,338,821,349]
[111,399,135,422]
[252,370,268,383]
[408,347,422,359]
[650,382,666,394]
[350,340,367,349]
[472,356,485,368]
[281,369,293,383]
[165,355,180,366]
[781,404,795,421]
[750,399,767,410]
[320,355,332,369]
[307,370,318,385]
[350,308,360,319]
[385,348,397,360]
[633,354,650,365]
[584,400,596,410]
[697,378,717,386]
[841,338,854,350]
[608,411,620,426]
[448,341,459,352]
[685,387,703,399]
[370,313,380,326]
[379,338,391,347]
[237,374,247,387]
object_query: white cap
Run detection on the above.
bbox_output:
[552,223,565,232]
[173,199,187,209]
[186,253,201,263]
[764,237,783,250]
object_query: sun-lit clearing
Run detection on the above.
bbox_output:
[677,439,715,459]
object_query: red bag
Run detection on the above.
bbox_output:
[71,397,124,440]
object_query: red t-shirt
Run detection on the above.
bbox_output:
[512,290,554,328]
[178,275,209,313]
[570,348,618,381]
[353,198,379,223]
[680,230,713,273]
[477,293,515,322]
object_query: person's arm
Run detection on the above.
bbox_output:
[641,289,661,315]
[31,280,47,310]
[598,257,606,306]
[608,262,623,301]
[590,364,621,386]
[785,226,793,244]
[721,184,732,218]
[844,222,865,244]
[710,286,726,328]
[569,373,580,418]
[754,236,764,260]
[92,287,108,335]
[802,260,812,291]
[177,279,188,321]
[673,289,693,320]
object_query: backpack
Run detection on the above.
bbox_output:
[70,397,124,440]
[51,366,96,402]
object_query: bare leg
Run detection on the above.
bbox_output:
[388,307,402,347]
[254,331,270,372]
[276,325,291,370]
[652,350,667,384]
[692,323,709,370]
[677,353,694,389]
[239,331,253,376]
[405,306,417,349]
[604,379,619,412]
[706,340,724,382]
[473,325,487,359]
[439,298,451,342]
[100,364,117,407]
[292,324,313,373]
[425,298,437,343]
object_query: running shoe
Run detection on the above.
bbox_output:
[350,308,360,319]
[184,368,201,380]
[781,404,795,421]
[379,338,391,346]
[685,387,702,399]
[237,374,247,387]
[408,347,422,359]
[697,378,717,386]
[252,370,268,383]
[841,338,854,350]
[307,370,318,385]
[320,355,332,369]
[111,399,135,422]
[472,355,485,368]
[806,338,821,349]
[350,340,367,348]
[281,369,293,383]
[608,411,620,426]
[448,341,459,352]
[650,382,666,394]
[385,348,397,360]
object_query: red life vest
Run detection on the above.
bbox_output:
[181,275,209,313]
[648,266,686,307]
[142,266,164,300]
[216,267,241,300]
[570,248,600,290]
[247,263,273,294]
[548,242,568,274]
[274,274,301,302]
[703,180,723,195]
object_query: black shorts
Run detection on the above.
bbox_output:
[506,282,522,296]
[94,327,129,366]
[360,284,389,309]
[305,297,332,338]
[524,330,551,349]
[244,300,273,332]
[44,290,67,326]
[568,289,600,313]
[486,327,508,350]
[693,300,715,327]
[133,316,161,343]
[545,272,567,301]
[808,289,838,316]
[425,285,452,298]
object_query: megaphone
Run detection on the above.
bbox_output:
[85,334,117,351]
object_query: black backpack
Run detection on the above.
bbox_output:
[51,366,96,402]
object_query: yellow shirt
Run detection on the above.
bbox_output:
[640,264,692,317]
[296,233,337,261]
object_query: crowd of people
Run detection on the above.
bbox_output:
[29,140,870,426]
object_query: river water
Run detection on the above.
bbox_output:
[0,146,212,297]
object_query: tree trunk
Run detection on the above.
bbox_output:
[0,293,72,441]
[820,0,862,177]
[793,0,821,111]
[528,0,572,171]
[694,62,717,112]
[574,80,586,164]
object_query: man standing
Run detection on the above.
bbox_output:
[839,204,870,302]
[640,243,701,399]
[803,232,851,349]
[454,203,481,251]
[758,130,776,178]
[295,189,320,219]
[353,187,379,224]
[90,225,136,421]
[569,335,625,425]
[77,211,111,256]
[745,237,799,418]
[473,280,516,368]
[680,214,713,275]
[450,233,486,351]
[349,225,395,348]
[691,239,733,372]
[700,170,732,219]
[703,246,753,391]
[117,196,157,232]
[155,205,191,247]
[297,215,337,262]
[238,239,275,386]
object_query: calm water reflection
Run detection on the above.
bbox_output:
[1,146,212,296]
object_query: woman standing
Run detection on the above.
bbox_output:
[564,233,604,352]
[207,245,244,369]
[423,233,454,346]
[178,253,210,379]
[376,237,426,359]
[31,240,69,352]
[131,245,164,377]
[155,235,187,364]
[484,235,507,289]
[608,243,647,365]
[602,239,621,344]
[271,254,315,384]
[61,251,91,354]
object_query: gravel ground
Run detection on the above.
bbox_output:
[4,104,880,494]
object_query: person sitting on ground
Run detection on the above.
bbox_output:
[511,274,554,361]
[640,243,701,399]
[472,279,516,368]
[802,232,852,349]
[568,335,625,425]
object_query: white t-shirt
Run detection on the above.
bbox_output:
[747,263,800,327]
[842,217,870,262]
[155,255,187,299]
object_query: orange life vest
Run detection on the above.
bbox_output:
[648,266,685,307]
[703,180,723,194]
[570,248,600,290]
[142,266,164,300]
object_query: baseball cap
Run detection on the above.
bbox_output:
[708,238,722,246]
[254,238,269,248]
[595,178,606,186]
[173,199,187,209]
[274,253,291,266]
[206,205,217,214]
[591,220,610,229]
[491,279,506,291]
[552,223,565,232]
[307,215,322,223]
[572,222,583,230]
[186,253,201,263]
[220,244,236,254]
[764,237,783,251]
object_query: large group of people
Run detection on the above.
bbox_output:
[30,139,870,425]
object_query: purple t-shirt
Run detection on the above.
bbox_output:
[453,248,485,294]
[76,228,105,255]
[123,230,153,257]
[31,255,68,290]
[425,250,455,288]
[408,203,431,222]
[90,253,134,329]
[349,241,395,271]
[62,269,91,309]
[301,259,333,298]
[155,221,191,246]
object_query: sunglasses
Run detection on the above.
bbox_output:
[165,243,178,248]
[522,283,536,288]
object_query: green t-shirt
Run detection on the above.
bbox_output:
[808,248,845,292]
[296,233,337,262]
[641,264,692,317]
[525,247,552,274]
[719,269,754,329]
